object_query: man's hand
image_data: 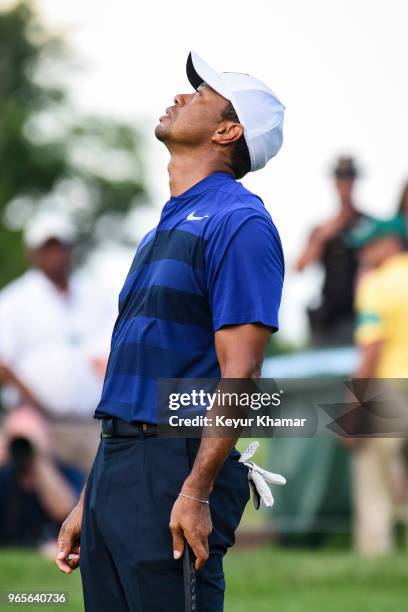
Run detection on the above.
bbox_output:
[169,495,212,571]
[55,503,83,573]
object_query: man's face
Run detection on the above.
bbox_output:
[335,177,355,201]
[30,238,72,279]
[155,83,229,148]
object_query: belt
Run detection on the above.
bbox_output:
[100,417,157,438]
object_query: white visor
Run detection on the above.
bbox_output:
[186,51,285,172]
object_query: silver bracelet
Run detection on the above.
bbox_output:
[179,492,210,505]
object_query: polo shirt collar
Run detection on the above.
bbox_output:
[169,172,235,201]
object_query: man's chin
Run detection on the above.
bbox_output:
[154,123,168,142]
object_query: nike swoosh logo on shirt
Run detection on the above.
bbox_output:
[187,211,209,221]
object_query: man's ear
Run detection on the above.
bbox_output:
[212,122,244,146]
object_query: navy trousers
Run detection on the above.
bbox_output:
[80,434,249,611]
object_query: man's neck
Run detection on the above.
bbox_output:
[339,198,355,214]
[167,152,233,197]
[43,271,69,293]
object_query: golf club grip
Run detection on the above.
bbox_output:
[183,544,198,611]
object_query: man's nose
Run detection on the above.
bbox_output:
[173,93,191,106]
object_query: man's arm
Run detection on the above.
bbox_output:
[341,341,384,449]
[0,299,39,405]
[33,455,78,523]
[169,323,271,570]
[0,361,39,407]
[295,227,324,272]
[295,217,348,272]
[354,341,384,378]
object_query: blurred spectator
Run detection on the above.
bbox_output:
[0,406,83,554]
[397,180,408,216]
[295,157,368,347]
[397,180,408,237]
[348,215,408,555]
[0,214,116,473]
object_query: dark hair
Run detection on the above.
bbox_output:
[397,180,408,215]
[221,101,251,179]
[333,156,358,180]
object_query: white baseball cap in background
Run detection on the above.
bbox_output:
[186,51,285,172]
[24,214,75,249]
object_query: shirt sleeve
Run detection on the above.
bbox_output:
[355,274,387,346]
[204,209,284,332]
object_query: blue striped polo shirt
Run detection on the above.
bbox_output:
[95,172,284,423]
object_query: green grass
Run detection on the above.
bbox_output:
[225,547,408,612]
[0,551,83,610]
[0,547,407,611]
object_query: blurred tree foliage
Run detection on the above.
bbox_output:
[266,336,299,357]
[0,1,148,288]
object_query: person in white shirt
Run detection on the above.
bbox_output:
[0,215,116,473]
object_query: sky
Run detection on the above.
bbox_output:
[7,0,408,342]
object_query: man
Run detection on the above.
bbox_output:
[56,51,285,611]
[295,157,367,346]
[348,215,408,554]
[0,406,83,553]
[0,215,115,473]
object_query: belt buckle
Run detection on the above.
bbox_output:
[102,418,114,437]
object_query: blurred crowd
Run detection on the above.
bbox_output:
[296,157,408,555]
[0,157,408,557]
[0,216,116,555]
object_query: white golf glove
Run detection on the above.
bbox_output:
[239,441,286,509]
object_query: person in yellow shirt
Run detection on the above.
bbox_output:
[348,215,408,554]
